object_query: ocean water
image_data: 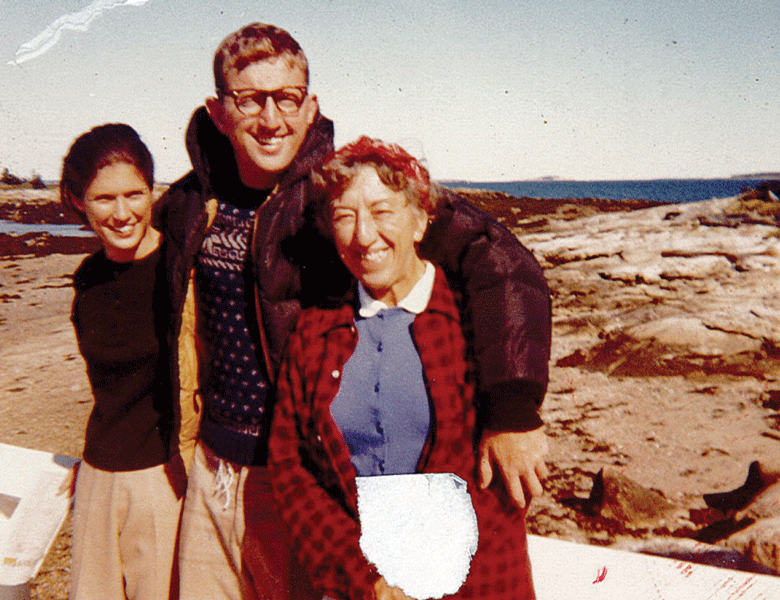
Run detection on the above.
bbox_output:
[443,177,773,204]
[0,221,93,237]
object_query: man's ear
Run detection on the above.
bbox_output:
[205,96,228,135]
[304,94,319,127]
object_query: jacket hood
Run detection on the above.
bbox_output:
[184,106,335,198]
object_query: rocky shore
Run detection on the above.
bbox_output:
[503,189,780,576]
[1,184,778,597]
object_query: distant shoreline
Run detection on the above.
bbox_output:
[443,174,780,184]
[443,177,773,204]
[729,173,780,180]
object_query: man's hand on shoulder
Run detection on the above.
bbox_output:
[478,426,549,510]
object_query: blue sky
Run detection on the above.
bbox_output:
[1,0,778,182]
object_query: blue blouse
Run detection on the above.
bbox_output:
[329,264,436,476]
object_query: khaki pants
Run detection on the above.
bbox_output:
[178,442,317,600]
[70,459,185,600]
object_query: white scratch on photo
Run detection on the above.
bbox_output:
[8,0,153,65]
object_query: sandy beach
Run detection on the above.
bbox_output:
[1,184,778,598]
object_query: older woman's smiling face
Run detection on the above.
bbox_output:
[330,166,428,306]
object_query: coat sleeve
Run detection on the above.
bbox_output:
[154,178,209,470]
[268,331,381,600]
[419,189,551,432]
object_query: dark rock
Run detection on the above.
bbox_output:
[704,460,766,513]
[613,537,777,575]
[723,517,780,574]
[740,180,780,203]
[587,466,688,529]
[0,233,99,258]
[0,168,25,186]
[29,175,47,190]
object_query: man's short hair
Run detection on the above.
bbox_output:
[213,22,309,92]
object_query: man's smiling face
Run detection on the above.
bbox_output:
[207,56,318,190]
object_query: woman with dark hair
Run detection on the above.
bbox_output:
[62,123,184,600]
[268,136,537,600]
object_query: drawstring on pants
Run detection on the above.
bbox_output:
[214,459,235,511]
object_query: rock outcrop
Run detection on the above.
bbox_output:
[501,193,780,576]
[586,466,689,530]
[700,461,780,574]
[579,462,780,574]
[521,196,780,384]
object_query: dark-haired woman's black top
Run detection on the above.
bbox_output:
[71,244,173,472]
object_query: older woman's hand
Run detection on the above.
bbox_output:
[373,576,416,600]
[478,427,549,510]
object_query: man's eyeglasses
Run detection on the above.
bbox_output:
[220,86,308,117]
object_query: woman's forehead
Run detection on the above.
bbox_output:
[332,167,404,207]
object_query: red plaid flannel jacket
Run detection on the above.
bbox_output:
[269,267,535,600]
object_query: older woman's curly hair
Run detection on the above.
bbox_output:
[312,136,439,233]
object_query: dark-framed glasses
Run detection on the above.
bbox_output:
[221,86,308,117]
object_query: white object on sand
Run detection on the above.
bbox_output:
[0,443,77,600]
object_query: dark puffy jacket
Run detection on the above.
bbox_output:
[157,106,551,456]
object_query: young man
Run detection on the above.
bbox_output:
[157,22,551,600]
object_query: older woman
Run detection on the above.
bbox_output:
[268,137,536,600]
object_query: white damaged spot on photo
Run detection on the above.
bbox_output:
[8,0,153,65]
[356,473,478,600]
